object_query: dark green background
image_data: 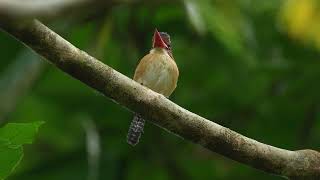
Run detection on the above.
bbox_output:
[0,1,319,179]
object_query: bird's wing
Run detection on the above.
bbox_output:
[133,53,152,83]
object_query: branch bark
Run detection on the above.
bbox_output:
[0,0,88,19]
[0,19,319,179]
[0,0,178,20]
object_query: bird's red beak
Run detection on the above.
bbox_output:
[152,29,168,49]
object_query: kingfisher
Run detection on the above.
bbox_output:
[127,29,179,146]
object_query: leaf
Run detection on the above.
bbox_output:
[184,0,206,34]
[0,122,44,146]
[0,122,44,179]
[0,140,23,180]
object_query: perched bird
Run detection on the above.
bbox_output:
[127,29,179,146]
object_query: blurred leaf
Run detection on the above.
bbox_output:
[183,0,257,66]
[0,50,44,125]
[91,16,112,59]
[192,1,245,52]
[0,122,43,179]
[0,141,23,180]
[279,0,320,50]
[0,122,44,146]
[184,0,206,34]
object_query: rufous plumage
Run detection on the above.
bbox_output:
[127,29,179,146]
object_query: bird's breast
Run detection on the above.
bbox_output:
[134,50,179,97]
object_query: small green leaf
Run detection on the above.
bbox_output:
[0,122,44,179]
[0,121,44,146]
[0,141,23,180]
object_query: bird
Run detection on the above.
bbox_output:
[127,29,179,146]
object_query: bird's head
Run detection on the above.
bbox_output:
[152,29,173,58]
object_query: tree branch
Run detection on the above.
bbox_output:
[0,0,177,20]
[0,19,319,179]
[0,0,89,19]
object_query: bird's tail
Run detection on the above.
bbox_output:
[127,114,145,146]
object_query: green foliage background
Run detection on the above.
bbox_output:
[0,1,319,179]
